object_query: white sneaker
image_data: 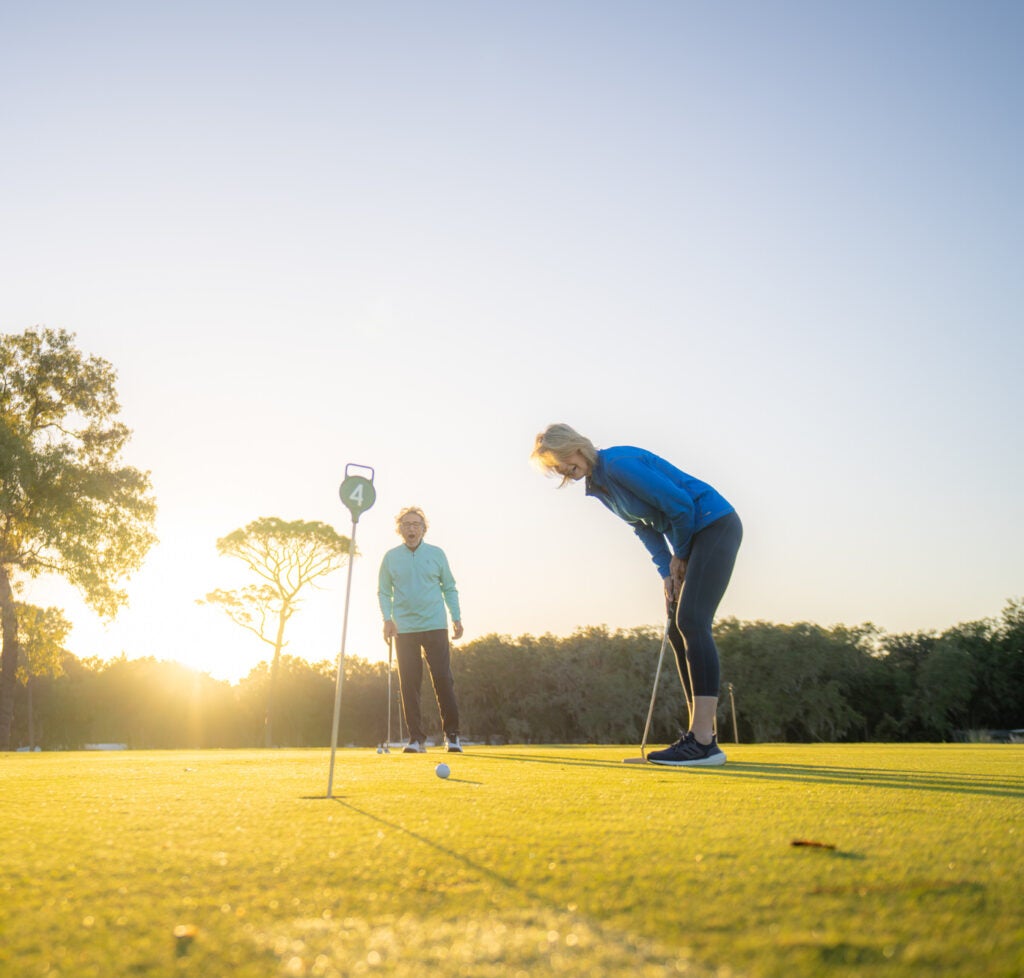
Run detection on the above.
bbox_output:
[445,735,463,753]
[403,739,427,754]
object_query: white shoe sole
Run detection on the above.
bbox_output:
[649,752,726,767]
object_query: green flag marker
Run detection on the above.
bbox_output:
[339,474,376,522]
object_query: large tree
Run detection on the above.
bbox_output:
[0,327,157,747]
[200,517,351,747]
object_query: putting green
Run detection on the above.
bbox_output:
[1,744,1021,977]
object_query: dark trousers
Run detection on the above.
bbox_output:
[395,629,460,742]
[667,511,743,699]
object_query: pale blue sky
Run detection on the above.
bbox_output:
[3,1,1021,681]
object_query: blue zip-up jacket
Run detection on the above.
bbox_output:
[378,542,461,633]
[585,446,734,578]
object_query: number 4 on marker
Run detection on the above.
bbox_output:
[339,469,376,523]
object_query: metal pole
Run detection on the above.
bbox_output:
[397,661,404,743]
[673,647,694,731]
[386,636,393,750]
[623,619,671,763]
[641,619,672,758]
[327,521,358,798]
[727,682,739,743]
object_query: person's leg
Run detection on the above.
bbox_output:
[394,632,425,744]
[420,629,460,739]
[676,511,742,744]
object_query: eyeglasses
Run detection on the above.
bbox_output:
[400,521,424,529]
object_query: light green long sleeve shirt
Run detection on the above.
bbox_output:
[377,542,461,633]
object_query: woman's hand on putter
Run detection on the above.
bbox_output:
[383,620,398,642]
[670,556,688,589]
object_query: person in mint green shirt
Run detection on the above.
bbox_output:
[378,506,464,753]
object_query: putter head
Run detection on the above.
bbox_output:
[622,756,649,764]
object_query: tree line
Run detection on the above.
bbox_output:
[10,598,1023,750]
[2,327,352,750]
[4,328,1022,751]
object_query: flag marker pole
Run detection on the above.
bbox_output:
[327,464,376,798]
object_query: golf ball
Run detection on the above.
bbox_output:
[376,747,383,754]
[435,762,451,780]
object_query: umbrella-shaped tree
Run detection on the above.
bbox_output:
[200,517,352,746]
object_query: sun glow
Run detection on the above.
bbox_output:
[21,517,394,686]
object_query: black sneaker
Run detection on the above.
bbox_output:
[445,735,463,753]
[402,739,427,754]
[648,732,726,767]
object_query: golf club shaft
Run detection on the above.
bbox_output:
[387,636,394,747]
[673,647,694,730]
[639,619,672,758]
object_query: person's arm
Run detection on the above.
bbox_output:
[608,455,698,560]
[630,522,673,578]
[378,556,396,640]
[438,551,463,638]
[591,482,671,577]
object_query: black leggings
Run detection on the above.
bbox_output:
[667,511,742,699]
[395,629,460,742]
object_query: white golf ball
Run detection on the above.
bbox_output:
[376,747,383,754]
[435,762,451,780]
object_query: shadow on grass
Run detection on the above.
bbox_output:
[330,797,532,894]
[471,749,1024,800]
[478,749,637,770]
[716,761,1024,799]
[306,796,715,975]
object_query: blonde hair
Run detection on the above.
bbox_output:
[395,506,428,534]
[531,423,598,487]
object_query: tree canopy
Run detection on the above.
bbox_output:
[200,516,352,746]
[0,327,157,747]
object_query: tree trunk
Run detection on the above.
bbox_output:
[264,606,290,748]
[0,567,21,749]
[28,676,35,750]
[264,648,278,749]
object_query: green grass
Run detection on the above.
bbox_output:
[2,744,1022,977]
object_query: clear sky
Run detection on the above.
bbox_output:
[2,1,1022,683]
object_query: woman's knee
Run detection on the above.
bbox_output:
[676,605,711,644]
